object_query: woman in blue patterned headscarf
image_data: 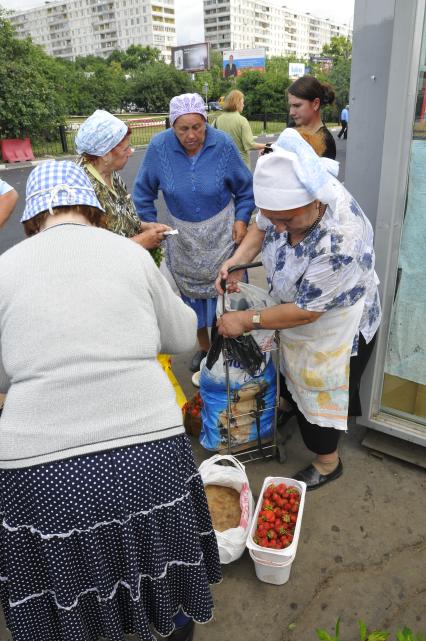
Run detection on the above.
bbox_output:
[75,109,170,265]
[216,128,381,491]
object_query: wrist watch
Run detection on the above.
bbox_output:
[251,311,262,329]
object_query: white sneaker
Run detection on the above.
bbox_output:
[191,370,201,388]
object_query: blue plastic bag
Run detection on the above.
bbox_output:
[200,354,276,451]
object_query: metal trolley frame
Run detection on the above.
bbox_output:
[220,263,287,464]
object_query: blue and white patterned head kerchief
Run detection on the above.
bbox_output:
[21,160,104,222]
[273,128,340,205]
[169,93,207,126]
[75,109,128,156]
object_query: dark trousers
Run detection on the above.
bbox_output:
[280,334,376,455]
[338,120,348,139]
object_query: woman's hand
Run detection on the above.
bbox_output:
[140,222,171,234]
[232,220,248,245]
[215,259,245,295]
[131,223,171,249]
[217,311,251,338]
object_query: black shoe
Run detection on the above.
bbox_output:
[293,459,343,491]
[169,619,195,641]
[189,350,207,373]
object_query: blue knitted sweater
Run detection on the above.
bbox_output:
[132,125,254,223]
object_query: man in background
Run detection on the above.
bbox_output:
[338,104,349,139]
[224,54,238,79]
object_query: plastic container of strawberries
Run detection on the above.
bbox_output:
[246,476,306,565]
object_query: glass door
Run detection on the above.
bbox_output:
[380,12,426,425]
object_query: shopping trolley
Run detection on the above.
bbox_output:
[217,262,288,464]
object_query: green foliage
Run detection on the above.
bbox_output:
[0,10,68,138]
[236,66,289,116]
[126,62,192,112]
[315,620,424,641]
[322,35,352,60]
[107,45,162,70]
[311,35,353,117]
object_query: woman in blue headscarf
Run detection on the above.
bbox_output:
[75,109,170,265]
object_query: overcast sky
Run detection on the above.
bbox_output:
[0,0,355,45]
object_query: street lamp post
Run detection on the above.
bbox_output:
[203,82,209,107]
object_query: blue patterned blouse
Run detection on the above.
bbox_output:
[257,184,381,350]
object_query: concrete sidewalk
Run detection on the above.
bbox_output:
[170,268,426,641]
[172,350,426,641]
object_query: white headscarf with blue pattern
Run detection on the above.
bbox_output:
[273,128,340,206]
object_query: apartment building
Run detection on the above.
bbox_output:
[203,0,352,58]
[9,0,176,62]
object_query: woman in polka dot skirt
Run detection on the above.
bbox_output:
[0,160,222,641]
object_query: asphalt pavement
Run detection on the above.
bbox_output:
[0,130,347,255]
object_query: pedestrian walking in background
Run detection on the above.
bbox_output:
[0,178,18,228]
[0,160,221,641]
[214,90,266,169]
[75,109,170,262]
[287,75,337,159]
[133,93,254,374]
[338,104,349,140]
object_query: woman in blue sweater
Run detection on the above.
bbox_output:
[133,93,255,373]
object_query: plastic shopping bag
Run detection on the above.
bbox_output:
[199,454,254,564]
[157,354,187,409]
[200,282,278,451]
[200,355,276,451]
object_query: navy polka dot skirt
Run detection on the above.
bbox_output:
[0,435,222,641]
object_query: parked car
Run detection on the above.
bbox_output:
[208,101,223,111]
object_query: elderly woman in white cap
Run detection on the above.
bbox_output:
[216,128,381,490]
[75,109,170,263]
[0,160,221,641]
[133,93,255,374]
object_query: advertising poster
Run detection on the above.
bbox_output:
[310,55,334,72]
[288,62,306,79]
[222,48,266,78]
[171,42,210,73]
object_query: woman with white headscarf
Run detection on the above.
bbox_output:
[133,93,255,374]
[75,109,170,264]
[216,128,381,490]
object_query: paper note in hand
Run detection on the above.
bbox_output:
[163,229,179,236]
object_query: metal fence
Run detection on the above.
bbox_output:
[23,112,293,160]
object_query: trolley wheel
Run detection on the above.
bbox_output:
[276,443,287,464]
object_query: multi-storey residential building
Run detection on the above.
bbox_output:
[8,0,176,62]
[203,0,352,58]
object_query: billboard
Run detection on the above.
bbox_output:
[310,55,334,72]
[222,48,266,78]
[288,63,306,79]
[171,42,210,73]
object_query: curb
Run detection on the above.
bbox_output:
[0,156,77,172]
[0,159,46,172]
[0,146,149,173]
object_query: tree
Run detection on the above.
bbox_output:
[70,53,127,114]
[321,35,352,61]
[316,36,352,117]
[108,45,162,71]
[0,11,68,138]
[236,57,298,115]
[127,62,192,112]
